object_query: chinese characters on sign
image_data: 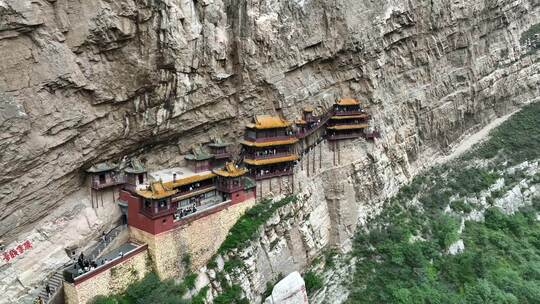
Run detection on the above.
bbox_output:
[1,240,33,263]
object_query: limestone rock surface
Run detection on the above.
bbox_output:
[0,0,539,302]
[264,271,308,304]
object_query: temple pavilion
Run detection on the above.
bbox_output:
[185,146,213,173]
[241,115,299,180]
[86,162,124,208]
[327,98,369,140]
[213,162,256,203]
[208,138,233,168]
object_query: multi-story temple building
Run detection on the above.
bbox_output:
[327,98,369,140]
[241,115,299,181]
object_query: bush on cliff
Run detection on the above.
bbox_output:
[218,195,298,254]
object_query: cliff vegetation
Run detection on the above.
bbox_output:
[346,102,540,303]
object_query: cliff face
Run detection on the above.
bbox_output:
[0,0,538,301]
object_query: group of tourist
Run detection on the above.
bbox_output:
[254,149,286,157]
[72,252,100,275]
[174,205,198,220]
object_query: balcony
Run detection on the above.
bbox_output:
[217,184,244,193]
[173,185,216,201]
[91,177,125,190]
[327,133,362,141]
[254,169,293,180]
[140,207,174,219]
[245,152,292,160]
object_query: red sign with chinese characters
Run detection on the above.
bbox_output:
[1,240,33,263]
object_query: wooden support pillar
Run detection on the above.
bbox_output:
[291,173,294,193]
[312,147,316,175]
[307,149,310,177]
[319,142,322,169]
[333,141,336,166]
[269,177,272,193]
[279,176,282,193]
[338,140,341,165]
[90,189,94,209]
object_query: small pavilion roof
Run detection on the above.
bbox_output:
[185,146,213,161]
[246,115,291,129]
[136,180,177,200]
[303,106,314,113]
[244,154,299,166]
[336,98,360,106]
[208,138,231,148]
[124,158,146,174]
[213,162,248,177]
[87,162,118,173]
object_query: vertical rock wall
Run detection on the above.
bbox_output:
[0,0,539,302]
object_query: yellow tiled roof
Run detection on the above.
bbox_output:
[244,154,299,166]
[246,115,291,129]
[136,181,177,199]
[327,124,369,130]
[331,114,369,120]
[336,98,360,106]
[213,162,248,177]
[303,106,314,112]
[164,172,215,188]
[240,138,298,147]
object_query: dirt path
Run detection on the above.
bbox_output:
[437,110,519,164]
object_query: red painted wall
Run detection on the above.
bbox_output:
[231,188,256,204]
[122,188,256,236]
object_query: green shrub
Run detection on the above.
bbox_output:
[184,272,197,289]
[304,271,323,294]
[450,199,472,213]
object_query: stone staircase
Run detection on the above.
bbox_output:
[37,271,63,303]
[36,224,127,303]
[86,224,127,261]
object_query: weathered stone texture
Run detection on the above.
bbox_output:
[0,0,538,302]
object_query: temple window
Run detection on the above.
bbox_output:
[99,174,106,184]
[138,174,144,184]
